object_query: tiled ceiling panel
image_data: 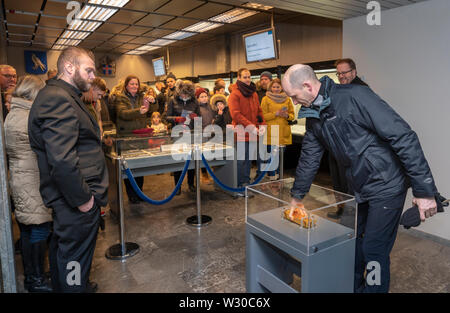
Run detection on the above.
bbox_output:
[43,1,70,17]
[120,26,150,36]
[35,27,63,37]
[123,0,170,12]
[96,23,129,34]
[39,16,68,28]
[135,14,173,28]
[155,0,204,16]
[107,10,147,24]
[85,32,115,41]
[160,18,197,31]
[109,34,137,43]
[4,0,43,13]
[183,2,232,20]
[128,36,155,44]
[143,28,173,38]
[7,25,35,35]
[5,12,37,26]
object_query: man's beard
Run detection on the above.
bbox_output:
[73,68,91,92]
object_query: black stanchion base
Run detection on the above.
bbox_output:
[186,215,212,227]
[105,242,140,261]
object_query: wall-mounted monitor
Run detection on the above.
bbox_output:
[152,56,166,77]
[243,28,278,63]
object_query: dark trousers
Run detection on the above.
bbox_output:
[19,222,51,244]
[174,169,195,187]
[354,192,406,293]
[124,176,144,200]
[49,200,100,293]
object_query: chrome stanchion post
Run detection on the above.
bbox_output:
[105,157,140,261]
[186,145,212,227]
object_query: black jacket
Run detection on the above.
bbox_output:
[214,106,232,130]
[28,79,109,208]
[291,76,437,203]
[166,95,200,129]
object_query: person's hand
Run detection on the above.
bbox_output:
[145,95,155,103]
[140,102,149,114]
[258,126,266,136]
[413,197,437,221]
[289,198,303,218]
[78,195,94,213]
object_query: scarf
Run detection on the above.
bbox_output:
[237,80,256,98]
[266,91,288,104]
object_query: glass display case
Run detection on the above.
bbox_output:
[246,178,356,256]
[245,178,356,293]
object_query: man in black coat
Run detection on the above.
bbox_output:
[28,47,108,293]
[282,64,438,293]
[328,58,370,218]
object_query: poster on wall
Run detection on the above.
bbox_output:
[96,55,116,77]
[24,50,47,75]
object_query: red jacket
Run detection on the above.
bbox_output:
[228,86,265,142]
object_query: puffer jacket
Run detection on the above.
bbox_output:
[114,91,158,136]
[4,97,52,225]
[228,84,265,142]
[166,95,200,130]
[291,76,437,203]
[261,93,295,146]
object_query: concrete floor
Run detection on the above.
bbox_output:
[13,168,450,293]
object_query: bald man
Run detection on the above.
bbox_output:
[282,64,438,293]
[0,64,17,120]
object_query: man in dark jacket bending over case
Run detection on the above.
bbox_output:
[28,47,108,292]
[282,64,438,293]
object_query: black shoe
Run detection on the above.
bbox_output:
[85,280,98,293]
[188,185,196,193]
[327,205,344,219]
[129,196,140,204]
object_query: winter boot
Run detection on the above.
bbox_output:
[29,240,53,293]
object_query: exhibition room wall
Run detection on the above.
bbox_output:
[343,0,450,241]
[5,13,341,89]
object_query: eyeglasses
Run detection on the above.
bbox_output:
[336,69,353,77]
[1,73,17,80]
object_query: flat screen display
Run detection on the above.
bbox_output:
[152,57,166,77]
[243,28,277,63]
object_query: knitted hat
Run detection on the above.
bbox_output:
[195,87,208,99]
[260,71,273,80]
[166,72,176,81]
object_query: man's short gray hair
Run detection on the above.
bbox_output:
[287,65,319,87]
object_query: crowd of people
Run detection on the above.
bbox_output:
[0,46,439,294]
[0,46,294,293]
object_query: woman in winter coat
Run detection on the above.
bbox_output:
[113,75,158,203]
[4,75,52,292]
[260,78,295,180]
[166,80,199,194]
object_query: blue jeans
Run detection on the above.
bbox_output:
[237,141,253,187]
[19,222,51,244]
[264,145,285,177]
[354,192,406,293]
